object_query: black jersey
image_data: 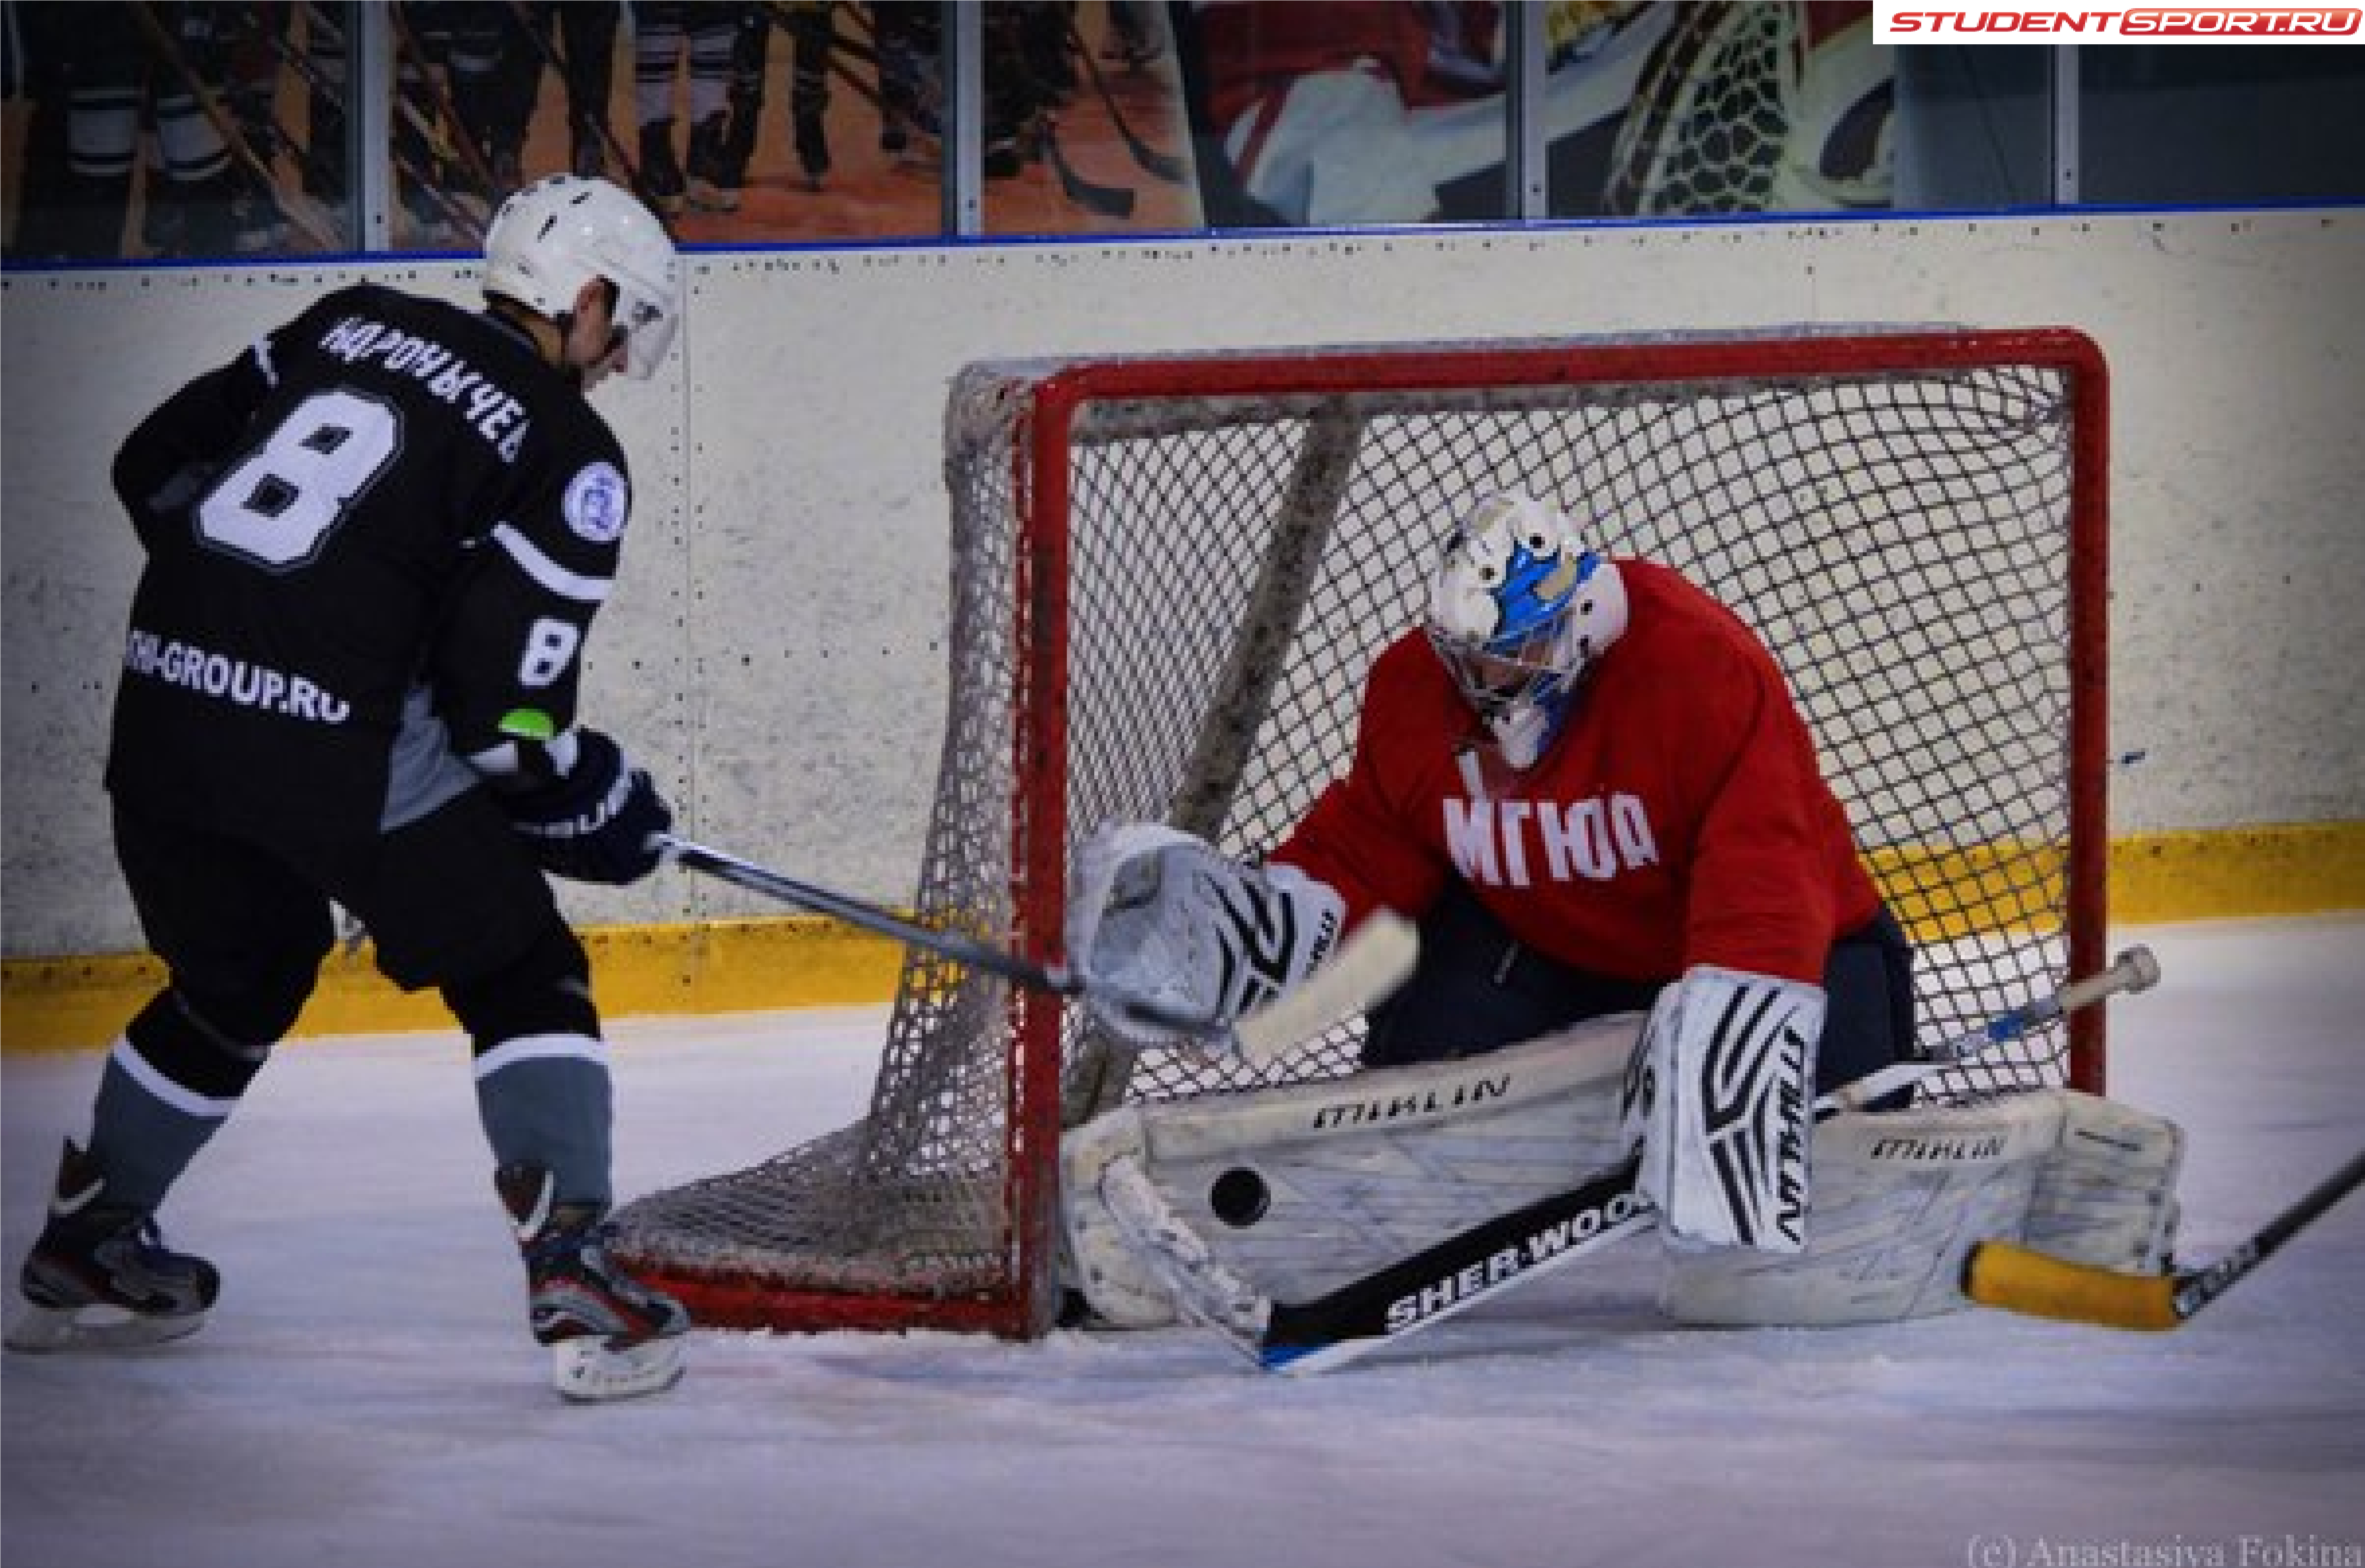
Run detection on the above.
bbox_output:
[105,283,636,847]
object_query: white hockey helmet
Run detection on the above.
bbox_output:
[483,174,682,380]
[1425,490,1628,768]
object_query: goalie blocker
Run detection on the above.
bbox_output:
[1063,1019,2182,1334]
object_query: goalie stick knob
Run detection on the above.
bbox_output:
[2119,946,2163,993]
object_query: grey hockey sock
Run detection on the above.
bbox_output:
[87,1040,234,1213]
[472,1040,614,1211]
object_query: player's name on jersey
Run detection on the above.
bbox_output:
[317,315,532,463]
[123,630,351,724]
[1443,792,1660,888]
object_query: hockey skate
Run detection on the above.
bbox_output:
[7,1141,220,1353]
[497,1164,688,1403]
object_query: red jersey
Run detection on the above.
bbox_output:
[1272,560,1881,986]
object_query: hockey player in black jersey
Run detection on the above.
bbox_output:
[7,175,695,1402]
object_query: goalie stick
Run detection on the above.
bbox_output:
[653,835,1414,1052]
[1822,945,2162,1111]
[1112,946,2162,1374]
[1236,910,1419,1064]
[1965,1146,2365,1331]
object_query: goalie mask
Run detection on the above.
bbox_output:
[1425,491,1628,769]
[484,175,683,380]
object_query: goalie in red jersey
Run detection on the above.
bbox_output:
[1070,488,1917,1254]
[1066,490,2185,1334]
[1281,488,1912,1086]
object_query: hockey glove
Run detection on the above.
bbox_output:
[1622,965,1822,1253]
[494,728,672,886]
[1066,824,1344,1052]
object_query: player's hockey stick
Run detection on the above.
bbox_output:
[1062,14,1190,185]
[653,835,1414,1053]
[1965,1146,2365,1331]
[1041,116,1138,219]
[655,834,1216,1036]
[1111,946,2162,1373]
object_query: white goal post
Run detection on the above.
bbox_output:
[611,327,2112,1339]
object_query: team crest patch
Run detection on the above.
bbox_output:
[563,462,629,543]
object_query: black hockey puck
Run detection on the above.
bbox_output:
[1208,1166,1270,1227]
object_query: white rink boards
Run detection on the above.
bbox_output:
[4,212,2361,956]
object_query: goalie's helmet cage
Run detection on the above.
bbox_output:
[1425,490,1630,769]
[483,174,683,380]
[609,328,2111,1342]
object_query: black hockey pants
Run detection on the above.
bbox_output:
[1361,882,1917,1101]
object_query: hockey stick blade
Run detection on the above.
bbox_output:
[1042,117,1136,218]
[1964,1145,2365,1330]
[1235,912,1420,1064]
[653,835,1226,1040]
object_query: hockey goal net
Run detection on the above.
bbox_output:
[612,327,2111,1338]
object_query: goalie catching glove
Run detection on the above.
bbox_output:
[1066,825,1345,1054]
[1623,964,1822,1252]
[480,726,672,886]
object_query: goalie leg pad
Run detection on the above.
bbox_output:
[1662,1093,2065,1325]
[1660,1089,2185,1326]
[1095,1152,1272,1341]
[2021,1090,2183,1273]
[1061,1016,1644,1328]
[1062,1108,1181,1329]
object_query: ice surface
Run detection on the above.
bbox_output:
[5,916,2361,1568]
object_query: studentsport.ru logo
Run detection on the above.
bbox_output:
[1873,4,2363,39]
